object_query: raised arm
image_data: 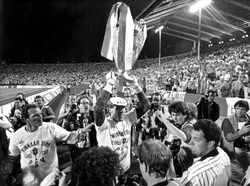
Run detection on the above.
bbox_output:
[155,110,188,142]
[94,71,116,126]
[121,73,150,119]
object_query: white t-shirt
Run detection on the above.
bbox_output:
[95,109,137,171]
[238,121,246,130]
[8,122,71,186]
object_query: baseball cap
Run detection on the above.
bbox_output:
[110,97,127,107]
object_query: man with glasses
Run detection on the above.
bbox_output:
[78,96,97,148]
[197,89,220,122]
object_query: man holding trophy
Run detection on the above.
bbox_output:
[94,2,150,172]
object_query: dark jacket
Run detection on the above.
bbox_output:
[197,98,220,122]
[79,111,98,147]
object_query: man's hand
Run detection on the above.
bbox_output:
[155,110,167,123]
[79,123,94,133]
[10,117,17,124]
[106,71,116,86]
[120,72,139,89]
[240,125,250,135]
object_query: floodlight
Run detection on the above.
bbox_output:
[155,26,164,33]
[190,0,212,13]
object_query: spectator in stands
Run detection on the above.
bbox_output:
[244,81,250,99]
[231,77,245,98]
[219,77,230,97]
[34,95,55,122]
[178,119,231,186]
[196,89,220,122]
[137,139,182,186]
[70,146,120,186]
[4,104,93,186]
[94,71,150,172]
[221,100,250,182]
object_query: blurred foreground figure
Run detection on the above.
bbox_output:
[70,146,120,186]
[137,139,182,186]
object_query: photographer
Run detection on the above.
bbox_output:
[132,92,169,156]
[221,100,250,181]
[143,92,169,141]
[155,101,197,175]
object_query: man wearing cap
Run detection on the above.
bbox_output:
[221,100,250,183]
[94,71,150,172]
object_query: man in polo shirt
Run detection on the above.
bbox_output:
[94,71,150,172]
[178,119,231,186]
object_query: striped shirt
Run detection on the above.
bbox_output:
[178,147,231,186]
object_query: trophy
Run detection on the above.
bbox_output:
[101,2,147,84]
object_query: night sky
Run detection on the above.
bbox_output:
[2,0,192,64]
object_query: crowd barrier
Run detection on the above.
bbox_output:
[0,85,61,116]
[3,84,246,118]
[161,91,250,117]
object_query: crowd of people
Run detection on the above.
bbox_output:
[1,42,250,99]
[0,41,250,186]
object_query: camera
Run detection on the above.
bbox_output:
[70,104,77,111]
[115,167,142,186]
[151,103,161,112]
[234,121,250,149]
[135,120,143,132]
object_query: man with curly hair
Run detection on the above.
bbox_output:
[70,146,120,186]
